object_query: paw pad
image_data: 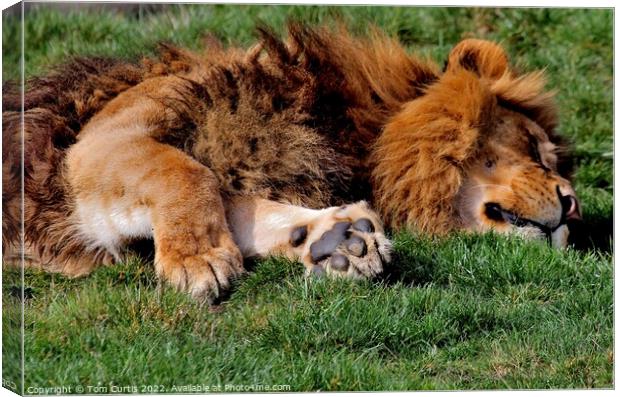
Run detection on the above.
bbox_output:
[312,264,325,276]
[330,253,350,271]
[309,221,351,262]
[344,235,366,257]
[290,225,308,247]
[352,218,374,233]
[307,216,389,279]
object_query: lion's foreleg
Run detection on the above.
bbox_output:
[66,133,244,302]
[226,197,392,279]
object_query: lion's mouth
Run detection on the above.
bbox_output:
[484,202,565,240]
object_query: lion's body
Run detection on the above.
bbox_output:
[2,24,578,299]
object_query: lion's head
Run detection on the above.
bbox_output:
[371,39,580,247]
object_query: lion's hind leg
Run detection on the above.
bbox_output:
[227,198,392,278]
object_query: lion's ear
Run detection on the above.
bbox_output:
[444,39,509,79]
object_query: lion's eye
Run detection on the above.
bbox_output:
[529,140,542,164]
[527,134,550,171]
[485,159,495,169]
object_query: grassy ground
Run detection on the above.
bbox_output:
[2,4,613,392]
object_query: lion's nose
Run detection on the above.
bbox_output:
[556,185,581,222]
[560,194,581,221]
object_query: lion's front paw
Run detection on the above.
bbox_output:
[292,202,392,279]
[156,237,245,302]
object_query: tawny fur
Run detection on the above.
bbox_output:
[2,24,575,275]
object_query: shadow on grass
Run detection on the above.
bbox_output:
[380,244,439,287]
[567,217,613,254]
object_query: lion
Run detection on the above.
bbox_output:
[2,24,580,301]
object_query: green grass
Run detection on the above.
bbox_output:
[2,4,613,392]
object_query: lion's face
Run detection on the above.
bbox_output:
[371,38,581,248]
[456,107,580,247]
